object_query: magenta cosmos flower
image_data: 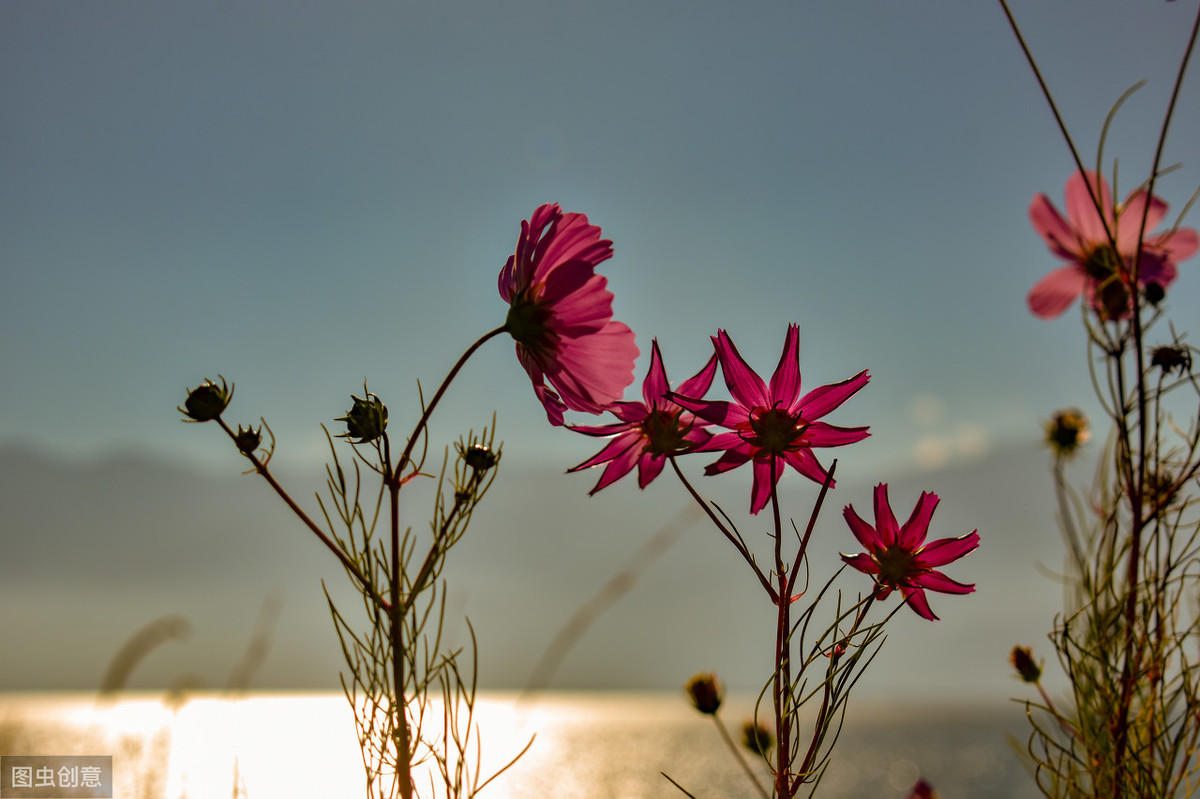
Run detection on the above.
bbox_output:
[669,324,870,515]
[841,484,979,621]
[499,204,639,425]
[1027,170,1199,319]
[567,339,718,494]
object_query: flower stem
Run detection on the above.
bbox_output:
[215,417,387,612]
[712,713,770,799]
[668,456,777,602]
[393,324,508,483]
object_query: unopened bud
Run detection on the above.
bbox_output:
[741,720,772,756]
[906,779,937,799]
[1044,408,1089,458]
[1010,645,1041,684]
[685,672,723,715]
[1145,281,1165,306]
[235,425,262,455]
[337,393,388,443]
[181,377,233,422]
[463,444,498,473]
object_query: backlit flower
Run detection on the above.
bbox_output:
[499,203,639,425]
[670,324,869,515]
[1027,170,1198,319]
[841,484,979,621]
[568,339,717,493]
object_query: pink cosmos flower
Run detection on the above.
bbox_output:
[1027,170,1199,319]
[669,324,870,515]
[499,204,639,425]
[567,339,718,494]
[841,484,979,621]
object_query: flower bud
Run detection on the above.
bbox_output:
[337,393,388,443]
[741,720,772,756]
[684,672,723,715]
[1044,408,1089,458]
[235,425,262,455]
[1144,281,1165,306]
[462,443,499,473]
[906,779,937,799]
[1010,645,1041,684]
[181,377,233,422]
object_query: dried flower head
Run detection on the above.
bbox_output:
[337,393,388,444]
[1010,645,1042,684]
[180,376,233,422]
[1044,408,1090,458]
[1151,345,1192,375]
[685,672,723,715]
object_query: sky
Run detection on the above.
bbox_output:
[2,1,1199,705]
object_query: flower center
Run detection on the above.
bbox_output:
[1082,244,1123,282]
[641,409,690,455]
[875,544,919,586]
[746,406,807,454]
[505,296,552,350]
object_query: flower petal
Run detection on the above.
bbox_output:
[872,484,899,546]
[713,330,770,409]
[794,370,870,420]
[675,352,719,404]
[898,490,939,550]
[642,340,671,408]
[915,530,980,568]
[749,456,782,515]
[1065,170,1114,244]
[900,586,938,621]
[768,323,802,406]
[840,552,880,576]
[1029,192,1082,261]
[804,422,870,448]
[1027,265,1086,319]
[843,505,884,552]
[913,569,976,595]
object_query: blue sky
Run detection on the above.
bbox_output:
[2,2,1199,700]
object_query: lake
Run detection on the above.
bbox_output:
[0,691,1039,798]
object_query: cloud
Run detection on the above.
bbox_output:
[912,423,991,470]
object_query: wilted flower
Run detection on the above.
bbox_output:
[841,484,979,621]
[1027,170,1198,319]
[568,339,717,493]
[670,324,870,514]
[1044,408,1089,458]
[1150,344,1192,375]
[1010,645,1042,684]
[180,377,233,422]
[684,672,723,715]
[741,720,772,756]
[498,203,638,426]
[337,393,388,443]
[234,424,262,455]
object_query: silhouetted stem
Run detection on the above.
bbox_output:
[668,456,777,602]
[393,325,507,481]
[216,417,388,612]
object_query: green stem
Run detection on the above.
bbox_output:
[393,325,507,482]
[712,713,770,799]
